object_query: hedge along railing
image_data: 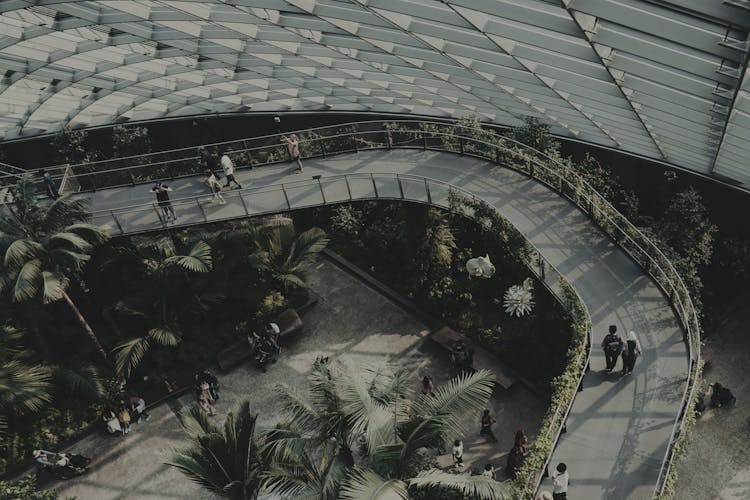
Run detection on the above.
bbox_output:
[447,192,592,499]
[37,120,695,496]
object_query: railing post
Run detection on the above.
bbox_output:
[321,139,327,157]
[396,174,405,199]
[495,146,501,165]
[197,199,208,222]
[371,173,379,198]
[110,211,124,235]
[318,178,326,204]
[353,131,359,152]
[424,178,432,204]
[282,184,291,210]
[128,167,136,186]
[386,131,392,149]
[422,131,428,150]
[460,136,464,154]
[344,175,353,200]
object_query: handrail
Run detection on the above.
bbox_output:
[38,120,696,497]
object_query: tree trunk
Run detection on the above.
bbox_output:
[62,290,108,360]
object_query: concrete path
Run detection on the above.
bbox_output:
[49,258,546,499]
[75,149,688,499]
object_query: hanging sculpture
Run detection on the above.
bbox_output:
[465,254,496,279]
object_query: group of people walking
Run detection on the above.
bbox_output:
[103,397,150,436]
[601,324,642,375]
[148,133,305,222]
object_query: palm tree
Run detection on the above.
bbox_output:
[248,219,329,292]
[265,359,511,499]
[0,175,109,359]
[111,237,214,378]
[167,400,267,500]
[0,324,52,426]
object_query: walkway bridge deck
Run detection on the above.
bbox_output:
[80,148,687,500]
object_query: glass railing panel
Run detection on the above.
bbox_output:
[397,176,429,203]
[283,181,327,209]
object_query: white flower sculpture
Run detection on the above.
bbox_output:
[503,277,535,317]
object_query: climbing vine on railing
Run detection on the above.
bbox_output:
[513,278,591,498]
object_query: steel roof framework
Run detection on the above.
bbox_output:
[0,0,749,185]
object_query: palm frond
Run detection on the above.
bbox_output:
[112,336,151,378]
[48,247,91,270]
[178,404,220,438]
[339,468,408,500]
[54,363,105,399]
[12,258,42,302]
[408,469,512,500]
[65,223,110,244]
[147,327,181,347]
[412,369,495,437]
[3,239,44,267]
[0,360,52,413]
[292,227,329,266]
[163,240,212,273]
[41,271,66,303]
[41,196,90,233]
[48,231,94,252]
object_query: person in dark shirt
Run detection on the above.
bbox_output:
[150,182,176,222]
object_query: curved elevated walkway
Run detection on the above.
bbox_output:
[81,149,687,499]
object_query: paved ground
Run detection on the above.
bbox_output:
[48,258,546,499]
[675,294,750,500]
[71,148,688,498]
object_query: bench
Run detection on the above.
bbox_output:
[216,308,304,371]
[429,326,517,390]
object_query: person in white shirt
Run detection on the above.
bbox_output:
[481,463,495,479]
[552,462,569,500]
[220,153,242,189]
[451,439,464,467]
[204,169,226,204]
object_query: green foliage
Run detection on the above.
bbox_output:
[248,221,329,292]
[49,127,94,165]
[0,475,65,500]
[513,278,589,498]
[265,360,505,499]
[112,125,151,159]
[507,116,559,155]
[657,187,717,268]
[168,400,267,500]
[254,291,287,321]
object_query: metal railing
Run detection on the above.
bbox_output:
[32,120,695,497]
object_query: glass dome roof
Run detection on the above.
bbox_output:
[1,0,749,184]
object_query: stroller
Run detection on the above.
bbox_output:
[33,450,91,479]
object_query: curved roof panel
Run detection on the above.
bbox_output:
[1,0,749,184]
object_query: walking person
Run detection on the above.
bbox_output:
[204,169,226,204]
[221,152,242,189]
[601,324,624,372]
[39,169,59,199]
[451,439,464,468]
[198,381,216,415]
[150,182,176,222]
[117,402,132,435]
[551,462,569,500]
[482,463,496,479]
[514,429,528,451]
[281,134,303,173]
[506,444,525,479]
[129,396,151,423]
[622,330,642,375]
[480,409,498,442]
[421,375,436,397]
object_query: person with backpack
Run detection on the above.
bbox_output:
[601,325,624,372]
[451,439,464,468]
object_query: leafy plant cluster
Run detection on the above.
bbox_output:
[512,278,590,497]
[0,180,328,477]
[304,198,572,389]
[168,362,512,500]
